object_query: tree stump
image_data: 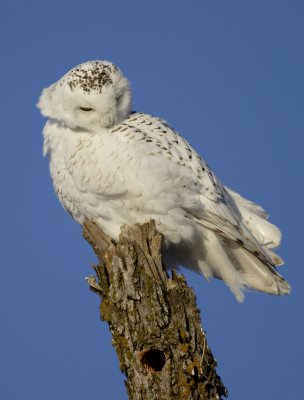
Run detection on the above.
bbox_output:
[83,219,228,400]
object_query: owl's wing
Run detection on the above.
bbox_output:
[116,113,277,266]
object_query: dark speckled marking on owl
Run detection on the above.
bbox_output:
[111,126,122,133]
[66,61,117,94]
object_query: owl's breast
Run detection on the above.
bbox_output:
[44,123,139,227]
[43,120,201,243]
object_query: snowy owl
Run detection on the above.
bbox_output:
[38,60,290,302]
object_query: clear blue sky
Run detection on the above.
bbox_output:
[1,1,303,399]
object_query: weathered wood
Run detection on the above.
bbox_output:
[83,219,228,400]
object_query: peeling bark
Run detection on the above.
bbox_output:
[83,219,228,400]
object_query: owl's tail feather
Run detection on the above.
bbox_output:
[198,229,291,302]
[226,187,283,262]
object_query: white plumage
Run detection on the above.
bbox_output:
[38,60,290,302]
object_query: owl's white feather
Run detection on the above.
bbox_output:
[38,60,290,302]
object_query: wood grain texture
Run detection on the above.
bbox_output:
[83,219,228,400]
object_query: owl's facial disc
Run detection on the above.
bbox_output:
[37,60,132,132]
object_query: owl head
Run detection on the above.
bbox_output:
[37,60,132,131]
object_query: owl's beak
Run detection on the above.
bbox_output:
[101,111,114,128]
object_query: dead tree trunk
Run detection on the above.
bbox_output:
[83,219,228,400]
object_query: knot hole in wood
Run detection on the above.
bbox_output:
[141,348,166,372]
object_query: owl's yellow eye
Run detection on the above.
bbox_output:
[80,107,93,111]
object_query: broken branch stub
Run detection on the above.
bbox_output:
[83,219,228,400]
